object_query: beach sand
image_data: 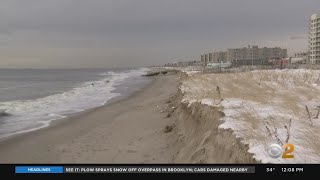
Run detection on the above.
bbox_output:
[0,75,179,163]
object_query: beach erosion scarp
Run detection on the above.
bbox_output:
[129,68,257,163]
[160,70,257,163]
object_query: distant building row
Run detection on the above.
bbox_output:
[201,45,287,66]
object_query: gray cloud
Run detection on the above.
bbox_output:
[0,0,319,68]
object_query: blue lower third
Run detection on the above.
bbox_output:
[15,166,64,173]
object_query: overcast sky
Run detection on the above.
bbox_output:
[0,0,319,68]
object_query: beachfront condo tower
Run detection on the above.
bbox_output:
[309,13,320,64]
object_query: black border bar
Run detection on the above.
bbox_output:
[1,164,319,177]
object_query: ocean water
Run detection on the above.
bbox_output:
[0,68,151,139]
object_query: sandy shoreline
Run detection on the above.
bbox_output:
[0,74,179,163]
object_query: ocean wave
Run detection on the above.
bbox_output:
[99,71,116,76]
[0,68,149,138]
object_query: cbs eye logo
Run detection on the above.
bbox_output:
[267,143,294,159]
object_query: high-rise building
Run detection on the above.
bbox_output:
[227,45,287,65]
[201,45,287,66]
[200,51,227,64]
[309,13,320,64]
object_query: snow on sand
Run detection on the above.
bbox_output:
[181,69,320,163]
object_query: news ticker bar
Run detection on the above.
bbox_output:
[15,166,255,174]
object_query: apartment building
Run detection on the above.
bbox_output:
[201,45,287,66]
[309,13,320,64]
[227,45,287,65]
[200,51,227,65]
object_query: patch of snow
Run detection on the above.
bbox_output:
[201,98,215,106]
[219,98,320,163]
[180,69,320,164]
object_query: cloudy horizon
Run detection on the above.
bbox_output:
[0,0,319,68]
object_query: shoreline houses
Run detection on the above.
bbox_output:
[201,45,287,66]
